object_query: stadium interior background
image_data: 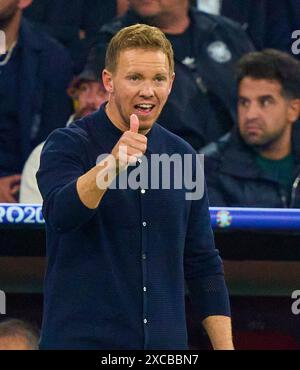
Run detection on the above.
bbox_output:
[1,0,300,350]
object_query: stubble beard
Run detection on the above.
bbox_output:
[242,128,287,153]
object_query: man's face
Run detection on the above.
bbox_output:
[238,77,297,148]
[75,81,108,118]
[103,48,174,133]
[129,0,185,18]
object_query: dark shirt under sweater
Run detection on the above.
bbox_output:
[0,43,22,176]
[36,104,230,349]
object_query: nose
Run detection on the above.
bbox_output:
[244,102,260,121]
[82,89,100,107]
[86,90,96,103]
[139,81,154,98]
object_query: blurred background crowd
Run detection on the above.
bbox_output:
[1,0,300,350]
[0,0,300,208]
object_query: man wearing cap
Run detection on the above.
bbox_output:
[20,68,108,203]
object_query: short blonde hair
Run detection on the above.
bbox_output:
[105,24,174,75]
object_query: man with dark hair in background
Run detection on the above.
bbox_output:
[20,67,108,204]
[203,50,300,207]
[0,0,73,203]
[86,0,254,151]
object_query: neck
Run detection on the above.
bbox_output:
[105,101,128,132]
[256,128,292,160]
[156,14,190,34]
[142,7,190,34]
[2,11,21,51]
[105,101,151,135]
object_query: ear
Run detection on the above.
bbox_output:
[287,99,300,124]
[168,72,175,95]
[18,0,33,10]
[102,69,114,94]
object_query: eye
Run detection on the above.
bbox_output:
[155,76,166,82]
[260,97,274,107]
[128,75,141,81]
[79,84,89,92]
[238,98,249,107]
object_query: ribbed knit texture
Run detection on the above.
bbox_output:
[37,105,230,349]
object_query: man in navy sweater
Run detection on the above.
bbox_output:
[85,0,254,151]
[37,24,232,350]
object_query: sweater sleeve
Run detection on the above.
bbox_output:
[36,127,97,233]
[184,155,231,321]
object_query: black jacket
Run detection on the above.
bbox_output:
[24,0,118,73]
[87,7,254,150]
[0,19,73,177]
[0,19,72,176]
[202,125,300,208]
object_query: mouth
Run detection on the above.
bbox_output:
[134,103,155,116]
[244,122,263,134]
[246,126,261,134]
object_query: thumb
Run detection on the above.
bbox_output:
[130,114,139,133]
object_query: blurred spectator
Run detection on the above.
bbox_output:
[196,1,300,58]
[203,50,300,208]
[24,0,129,73]
[0,319,39,350]
[67,70,108,121]
[85,0,254,151]
[0,0,72,203]
[20,68,108,204]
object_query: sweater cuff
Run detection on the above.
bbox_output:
[187,274,231,321]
